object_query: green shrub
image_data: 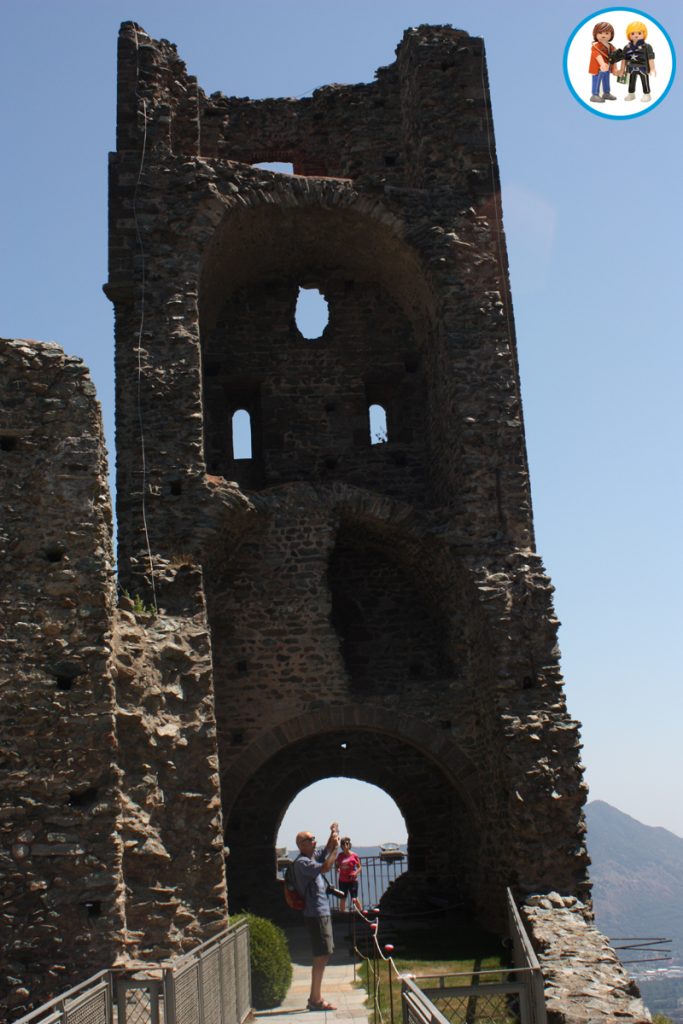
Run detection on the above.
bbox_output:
[233,912,293,1009]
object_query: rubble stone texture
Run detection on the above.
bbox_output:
[0,340,124,1013]
[523,895,650,1023]
[0,21,649,1024]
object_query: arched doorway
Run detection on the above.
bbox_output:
[221,717,483,921]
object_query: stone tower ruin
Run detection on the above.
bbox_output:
[2,21,651,1024]
[108,20,589,919]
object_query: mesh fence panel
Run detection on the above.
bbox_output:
[403,991,434,1024]
[233,929,250,1021]
[173,963,201,1024]
[430,990,521,1024]
[119,988,152,1024]
[219,935,238,1024]
[65,987,109,1024]
[199,947,222,1024]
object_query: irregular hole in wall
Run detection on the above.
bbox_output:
[169,479,182,496]
[68,787,99,809]
[253,162,294,174]
[43,542,66,563]
[295,287,329,339]
[84,900,102,918]
[1,434,18,451]
[49,661,81,690]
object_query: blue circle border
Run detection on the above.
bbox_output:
[563,6,676,119]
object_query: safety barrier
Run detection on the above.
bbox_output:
[354,889,547,1024]
[12,972,113,1024]
[14,920,251,1024]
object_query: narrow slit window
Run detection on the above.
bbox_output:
[295,287,329,339]
[369,404,388,445]
[232,409,252,460]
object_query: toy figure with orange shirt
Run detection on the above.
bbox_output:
[588,21,617,103]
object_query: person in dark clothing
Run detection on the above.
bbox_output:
[619,21,656,102]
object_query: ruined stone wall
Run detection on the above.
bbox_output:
[0,341,230,1017]
[105,22,587,936]
[111,598,228,961]
[0,340,124,1018]
[522,894,651,1023]
[0,20,647,1024]
[203,278,427,498]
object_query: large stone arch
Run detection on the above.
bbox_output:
[221,705,485,919]
[203,482,512,921]
[196,173,438,337]
[194,177,443,501]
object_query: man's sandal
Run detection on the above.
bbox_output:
[307,1000,337,1011]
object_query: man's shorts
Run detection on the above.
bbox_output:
[305,915,334,957]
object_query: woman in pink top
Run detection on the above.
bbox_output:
[336,837,362,912]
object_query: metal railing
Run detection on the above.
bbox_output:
[505,889,547,1024]
[162,919,251,1024]
[402,971,530,1024]
[11,972,113,1024]
[278,850,408,910]
[333,853,407,909]
[355,890,547,1024]
[14,920,251,1024]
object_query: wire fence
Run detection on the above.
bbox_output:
[13,921,251,1024]
[351,889,548,1024]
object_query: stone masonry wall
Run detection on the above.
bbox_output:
[522,894,651,1023]
[111,596,228,961]
[0,341,230,1017]
[106,21,588,930]
[0,340,124,1018]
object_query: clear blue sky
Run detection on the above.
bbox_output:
[2,1,681,843]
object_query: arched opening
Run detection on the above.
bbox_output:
[200,205,431,497]
[277,777,408,909]
[231,408,252,459]
[278,777,407,848]
[368,403,388,444]
[220,720,488,922]
[295,286,329,339]
[328,524,455,694]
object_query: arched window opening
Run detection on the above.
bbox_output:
[252,161,294,174]
[276,777,407,906]
[369,403,388,444]
[232,408,252,460]
[295,286,329,339]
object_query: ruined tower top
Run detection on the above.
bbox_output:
[108,20,533,596]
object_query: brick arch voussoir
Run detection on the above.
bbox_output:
[220,704,482,821]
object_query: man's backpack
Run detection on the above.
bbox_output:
[283,859,305,911]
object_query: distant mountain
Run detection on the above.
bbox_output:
[586,800,683,956]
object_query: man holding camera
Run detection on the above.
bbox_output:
[293,822,341,1011]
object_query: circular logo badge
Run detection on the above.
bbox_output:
[564,7,676,118]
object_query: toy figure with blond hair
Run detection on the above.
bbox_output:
[619,21,656,102]
[588,21,617,102]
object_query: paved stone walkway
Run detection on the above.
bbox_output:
[254,920,370,1024]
